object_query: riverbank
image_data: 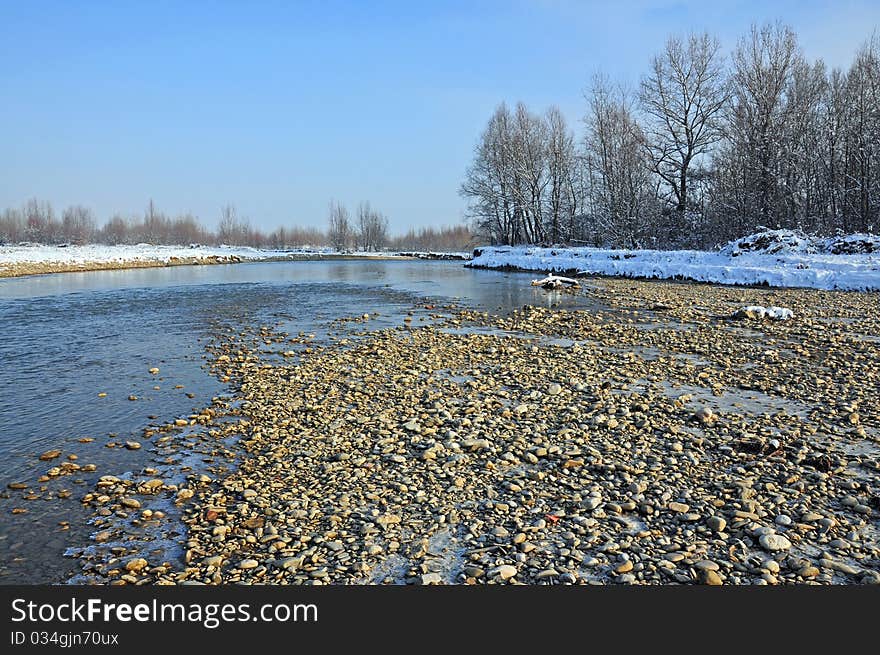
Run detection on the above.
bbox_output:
[65,277,879,585]
[467,230,880,291]
[0,244,471,278]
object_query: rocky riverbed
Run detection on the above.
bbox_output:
[65,278,880,585]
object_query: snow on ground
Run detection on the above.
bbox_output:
[0,244,465,273]
[468,231,880,291]
[0,243,304,269]
[732,305,794,320]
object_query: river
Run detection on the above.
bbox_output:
[0,259,598,583]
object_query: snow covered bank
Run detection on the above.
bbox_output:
[0,243,294,268]
[0,243,473,277]
[467,231,880,291]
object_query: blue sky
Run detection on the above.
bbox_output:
[1,1,878,232]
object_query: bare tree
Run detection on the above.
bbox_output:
[460,103,519,244]
[356,202,389,251]
[388,225,475,252]
[61,205,96,244]
[842,34,880,231]
[583,76,655,247]
[218,204,251,245]
[0,208,24,244]
[23,198,57,243]
[170,213,207,245]
[508,102,549,243]
[101,214,130,245]
[640,32,729,216]
[545,106,579,243]
[328,201,352,251]
[461,102,571,245]
[730,22,801,222]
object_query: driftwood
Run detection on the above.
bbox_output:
[531,275,580,290]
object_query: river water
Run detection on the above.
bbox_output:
[0,259,598,583]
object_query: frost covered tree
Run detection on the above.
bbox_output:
[460,103,518,244]
[545,106,580,244]
[508,102,549,244]
[582,77,655,247]
[841,35,880,232]
[460,102,582,245]
[640,32,729,217]
[729,23,801,223]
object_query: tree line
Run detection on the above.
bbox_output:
[461,23,880,248]
[0,198,475,252]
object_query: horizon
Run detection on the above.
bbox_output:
[2,0,879,232]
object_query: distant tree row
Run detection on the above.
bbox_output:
[0,198,474,252]
[388,225,476,252]
[326,201,390,252]
[461,23,880,248]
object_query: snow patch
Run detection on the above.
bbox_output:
[531,275,580,289]
[0,243,298,267]
[733,305,794,321]
[0,244,447,270]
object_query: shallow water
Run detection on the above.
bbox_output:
[0,259,599,583]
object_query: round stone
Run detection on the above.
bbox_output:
[759,534,792,551]
[707,516,727,532]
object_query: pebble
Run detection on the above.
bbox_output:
[616,560,634,574]
[125,558,148,573]
[701,570,723,585]
[464,566,485,578]
[759,534,792,551]
[491,565,518,580]
[707,516,727,532]
[65,285,880,588]
[799,566,819,578]
[535,569,558,580]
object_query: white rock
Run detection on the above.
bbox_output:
[759,534,792,551]
[491,564,518,580]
